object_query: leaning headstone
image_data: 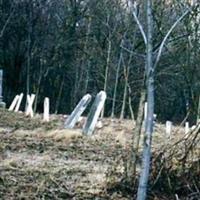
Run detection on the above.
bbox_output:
[0,70,6,108]
[14,93,23,112]
[166,121,172,138]
[25,94,35,117]
[64,94,92,129]
[9,95,20,111]
[43,97,50,122]
[83,91,106,135]
[185,122,189,134]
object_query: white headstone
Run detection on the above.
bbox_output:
[25,94,35,117]
[14,93,24,112]
[8,95,19,111]
[43,97,50,122]
[83,91,107,135]
[166,121,172,138]
[64,94,92,129]
[185,122,189,134]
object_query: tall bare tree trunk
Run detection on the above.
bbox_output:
[55,76,64,114]
[120,45,134,119]
[126,88,145,185]
[120,63,128,119]
[101,38,111,118]
[137,0,154,199]
[197,95,200,123]
[111,50,123,118]
[26,4,32,98]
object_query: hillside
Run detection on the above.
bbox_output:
[0,108,199,200]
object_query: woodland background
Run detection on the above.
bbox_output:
[0,0,200,123]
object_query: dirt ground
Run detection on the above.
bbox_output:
[0,108,199,200]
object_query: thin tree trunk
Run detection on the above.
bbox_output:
[126,88,145,184]
[137,0,154,199]
[26,5,32,98]
[33,63,43,113]
[78,17,91,96]
[83,60,90,94]
[120,68,128,119]
[111,51,123,118]
[197,95,200,123]
[127,82,135,120]
[72,65,79,108]
[101,38,111,118]
[55,76,64,114]
[120,45,133,119]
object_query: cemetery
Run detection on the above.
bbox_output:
[0,1,200,199]
[0,69,199,199]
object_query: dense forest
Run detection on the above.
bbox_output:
[0,0,200,122]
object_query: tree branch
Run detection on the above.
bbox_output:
[0,7,15,38]
[132,10,147,45]
[153,9,190,69]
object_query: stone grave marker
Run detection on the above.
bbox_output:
[9,95,20,111]
[166,121,172,138]
[83,91,106,135]
[25,94,35,117]
[64,94,92,129]
[185,122,189,134]
[43,97,50,122]
[14,93,23,112]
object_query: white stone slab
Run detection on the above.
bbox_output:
[64,94,92,129]
[8,95,19,111]
[25,94,35,117]
[14,93,24,112]
[43,97,50,122]
[83,91,106,135]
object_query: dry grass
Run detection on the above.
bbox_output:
[0,108,199,200]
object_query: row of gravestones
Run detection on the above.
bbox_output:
[8,93,50,122]
[1,69,195,136]
[144,102,197,138]
[0,69,106,135]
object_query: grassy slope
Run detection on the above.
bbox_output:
[0,108,199,200]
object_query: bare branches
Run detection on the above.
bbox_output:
[131,6,147,45]
[153,9,190,69]
[0,5,15,38]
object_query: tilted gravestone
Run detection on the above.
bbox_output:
[14,93,23,112]
[64,94,92,129]
[25,94,35,117]
[83,91,106,135]
[9,95,20,111]
[0,70,6,108]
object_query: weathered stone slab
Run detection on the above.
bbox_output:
[43,97,50,122]
[14,93,24,112]
[185,122,189,134]
[8,95,20,111]
[64,94,92,129]
[166,121,172,138]
[25,94,35,117]
[83,91,106,135]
